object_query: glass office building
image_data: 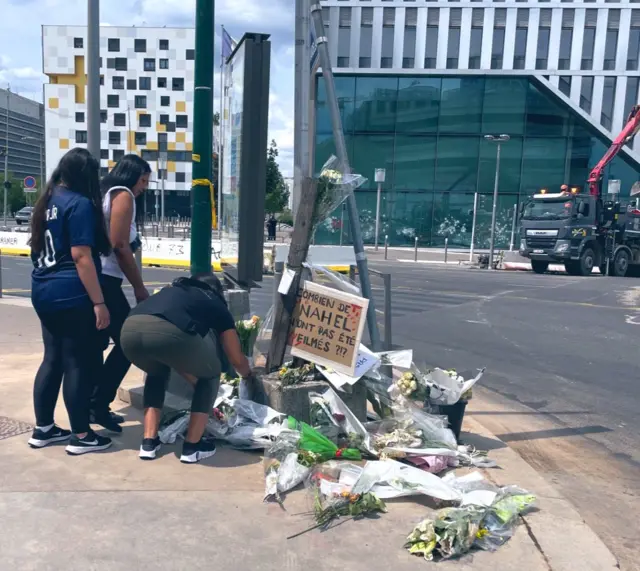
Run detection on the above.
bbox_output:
[314,75,640,247]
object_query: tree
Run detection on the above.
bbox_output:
[265,139,289,215]
[213,112,220,126]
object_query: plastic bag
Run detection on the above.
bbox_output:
[238,373,269,406]
[313,155,367,230]
[391,400,458,450]
[263,430,310,503]
[303,262,361,296]
[425,368,485,406]
[158,409,190,444]
[229,399,284,427]
[288,416,361,462]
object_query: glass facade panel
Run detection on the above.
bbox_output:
[396,77,441,133]
[353,77,399,133]
[314,75,640,247]
[439,77,484,134]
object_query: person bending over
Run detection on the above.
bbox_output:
[120,273,263,463]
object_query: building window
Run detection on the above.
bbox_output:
[135,95,147,109]
[112,76,125,90]
[469,9,484,70]
[139,77,151,90]
[558,76,572,97]
[161,96,170,106]
[425,9,439,69]
[135,132,147,145]
[113,149,124,161]
[100,149,109,159]
[127,79,137,90]
[176,115,188,128]
[186,49,195,60]
[139,114,152,128]
[601,77,616,130]
[75,130,87,144]
[160,39,169,50]
[158,77,167,88]
[337,7,351,68]
[403,7,417,68]
[172,78,185,91]
[106,58,115,69]
[359,7,373,68]
[135,39,147,53]
[109,132,121,145]
[166,122,176,133]
[75,112,85,123]
[115,57,127,71]
[144,58,156,72]
[159,58,169,69]
[624,78,640,142]
[381,7,395,68]
[141,150,159,161]
[536,9,551,69]
[100,75,104,86]
[580,76,594,113]
[74,37,83,49]
[107,94,119,108]
[604,10,620,70]
[100,110,107,123]
[558,11,574,71]
[108,38,120,52]
[114,113,126,127]
[581,10,597,70]
[176,172,186,183]
[160,114,169,125]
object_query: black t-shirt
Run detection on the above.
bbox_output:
[130,278,236,337]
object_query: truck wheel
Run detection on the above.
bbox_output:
[531,260,549,274]
[579,247,595,276]
[610,249,630,277]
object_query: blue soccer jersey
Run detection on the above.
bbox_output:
[31,186,102,312]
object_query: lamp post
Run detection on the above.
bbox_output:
[374,168,386,251]
[484,134,510,270]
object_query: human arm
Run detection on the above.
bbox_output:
[109,190,148,302]
[219,329,252,378]
[72,245,110,330]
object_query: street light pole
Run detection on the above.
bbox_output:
[469,191,478,262]
[3,85,10,227]
[86,0,101,160]
[485,134,510,269]
[374,168,385,251]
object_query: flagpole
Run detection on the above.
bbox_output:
[217,24,225,237]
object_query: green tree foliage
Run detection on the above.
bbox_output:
[265,140,289,215]
[0,169,40,213]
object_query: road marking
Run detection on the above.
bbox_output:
[625,314,640,325]
[466,319,488,325]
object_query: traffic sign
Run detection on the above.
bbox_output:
[24,176,36,189]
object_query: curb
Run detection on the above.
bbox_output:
[117,383,619,571]
[503,262,603,274]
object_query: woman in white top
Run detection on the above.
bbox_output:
[90,154,151,431]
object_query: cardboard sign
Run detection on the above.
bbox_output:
[288,281,369,376]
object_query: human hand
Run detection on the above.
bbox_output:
[134,286,150,303]
[94,304,110,330]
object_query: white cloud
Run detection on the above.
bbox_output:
[0,0,294,175]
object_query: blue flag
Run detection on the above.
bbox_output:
[222,28,236,63]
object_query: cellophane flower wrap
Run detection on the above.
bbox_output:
[236,315,261,357]
[313,155,366,230]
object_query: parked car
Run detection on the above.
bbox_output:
[15,206,34,225]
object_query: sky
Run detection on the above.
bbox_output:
[0,0,295,176]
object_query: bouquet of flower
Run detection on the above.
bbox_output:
[288,416,361,463]
[313,155,366,230]
[424,368,485,406]
[393,371,428,402]
[278,362,316,387]
[236,315,261,357]
[313,490,387,528]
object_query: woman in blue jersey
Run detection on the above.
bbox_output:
[28,148,114,455]
[89,154,151,432]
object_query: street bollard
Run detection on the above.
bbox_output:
[444,237,449,264]
[384,235,388,260]
[168,225,175,238]
[414,237,418,262]
[152,224,159,238]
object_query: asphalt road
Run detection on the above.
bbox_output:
[2,254,639,567]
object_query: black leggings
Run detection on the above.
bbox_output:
[91,275,131,413]
[34,306,104,434]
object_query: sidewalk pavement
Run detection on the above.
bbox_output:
[0,298,618,571]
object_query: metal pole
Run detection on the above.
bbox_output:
[339,203,345,246]
[0,249,3,298]
[217,24,225,239]
[470,191,478,262]
[3,86,9,227]
[374,179,382,251]
[384,234,388,260]
[154,184,159,221]
[488,143,502,270]
[509,202,518,251]
[444,237,448,264]
[39,142,44,193]
[293,0,306,219]
[160,164,165,226]
[86,0,100,160]
[383,272,392,350]
[190,0,215,274]
[414,236,418,262]
[310,3,381,350]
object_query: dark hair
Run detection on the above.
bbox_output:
[30,148,111,256]
[100,154,151,194]
[192,272,225,298]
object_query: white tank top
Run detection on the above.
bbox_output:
[100,186,137,280]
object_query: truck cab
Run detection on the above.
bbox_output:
[519,192,601,276]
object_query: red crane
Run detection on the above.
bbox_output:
[587,105,640,197]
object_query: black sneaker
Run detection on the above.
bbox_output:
[139,437,161,460]
[65,431,113,455]
[109,410,125,424]
[90,411,123,433]
[180,438,216,464]
[28,425,71,449]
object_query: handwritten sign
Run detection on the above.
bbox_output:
[288,281,369,376]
